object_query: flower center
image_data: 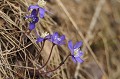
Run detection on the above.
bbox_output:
[74,48,80,57]
[38,0,46,7]
[26,15,37,23]
[57,38,61,41]
[54,36,61,41]
[41,32,49,38]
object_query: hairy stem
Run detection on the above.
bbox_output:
[40,54,71,74]
[34,40,45,60]
[39,44,55,69]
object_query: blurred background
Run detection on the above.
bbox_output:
[0,0,120,79]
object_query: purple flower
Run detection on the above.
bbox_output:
[25,9,39,30]
[68,40,84,63]
[36,32,51,43]
[28,5,46,18]
[50,32,65,45]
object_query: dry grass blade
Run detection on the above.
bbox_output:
[0,11,18,27]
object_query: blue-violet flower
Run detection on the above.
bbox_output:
[25,9,39,30]
[68,40,84,63]
[28,0,46,18]
[50,32,65,45]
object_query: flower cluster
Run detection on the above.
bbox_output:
[26,0,84,63]
[36,32,83,63]
[25,0,84,74]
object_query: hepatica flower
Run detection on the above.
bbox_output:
[36,32,51,43]
[50,32,65,45]
[28,0,46,18]
[68,40,84,63]
[25,9,39,30]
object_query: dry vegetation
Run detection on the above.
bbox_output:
[0,0,120,79]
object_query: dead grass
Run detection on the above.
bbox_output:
[0,0,120,79]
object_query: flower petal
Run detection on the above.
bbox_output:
[31,9,38,17]
[78,51,84,56]
[53,32,59,40]
[52,39,59,45]
[75,57,84,63]
[36,37,44,43]
[59,41,65,45]
[71,56,77,63]
[74,41,83,49]
[49,35,53,42]
[48,38,52,43]
[56,35,65,45]
[60,35,65,41]
[29,23,35,30]
[28,5,39,11]
[68,40,74,54]
[39,7,46,18]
